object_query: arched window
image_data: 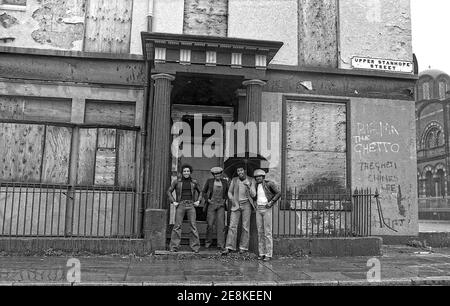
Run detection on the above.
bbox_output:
[436,130,444,147]
[439,81,447,100]
[436,169,446,197]
[425,128,437,148]
[424,126,444,149]
[423,82,431,100]
[425,171,435,197]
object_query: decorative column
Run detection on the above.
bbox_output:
[242,80,266,156]
[143,73,175,250]
[243,80,266,123]
[148,73,175,208]
[242,79,266,254]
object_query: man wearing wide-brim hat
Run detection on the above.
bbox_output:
[202,167,229,251]
[253,169,281,261]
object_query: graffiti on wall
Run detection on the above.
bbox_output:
[353,121,410,233]
[353,122,400,158]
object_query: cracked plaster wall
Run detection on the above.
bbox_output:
[0,0,86,51]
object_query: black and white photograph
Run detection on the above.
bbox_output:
[0,0,449,298]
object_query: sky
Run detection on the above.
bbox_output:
[411,0,450,74]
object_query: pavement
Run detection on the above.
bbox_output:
[1,245,450,286]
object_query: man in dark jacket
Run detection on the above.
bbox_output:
[167,164,203,253]
[202,167,229,251]
[253,169,281,261]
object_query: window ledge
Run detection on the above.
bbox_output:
[0,4,27,11]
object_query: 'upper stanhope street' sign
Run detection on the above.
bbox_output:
[351,56,414,73]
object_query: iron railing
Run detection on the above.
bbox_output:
[0,182,145,239]
[274,187,375,238]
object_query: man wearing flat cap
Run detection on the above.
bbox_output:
[253,169,281,261]
[202,167,229,251]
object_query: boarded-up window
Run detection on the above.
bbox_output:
[0,123,72,184]
[84,101,136,126]
[0,123,44,183]
[285,100,347,191]
[183,0,228,37]
[41,126,72,184]
[77,128,136,188]
[298,0,338,68]
[77,128,97,185]
[0,96,72,123]
[95,129,116,186]
[83,0,133,53]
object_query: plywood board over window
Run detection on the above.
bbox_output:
[77,127,137,188]
[83,0,133,53]
[0,96,72,123]
[183,0,228,37]
[94,129,117,186]
[84,101,136,126]
[285,100,347,191]
[298,0,338,68]
[0,123,45,182]
[117,130,136,188]
[77,128,97,186]
[41,126,72,184]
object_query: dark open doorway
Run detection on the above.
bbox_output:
[168,73,244,244]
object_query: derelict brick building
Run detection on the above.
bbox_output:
[0,0,418,252]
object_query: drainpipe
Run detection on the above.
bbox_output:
[147,0,154,32]
[139,59,151,237]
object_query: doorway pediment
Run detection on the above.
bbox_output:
[141,32,283,80]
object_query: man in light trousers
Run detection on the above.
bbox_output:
[253,169,281,261]
[222,166,256,255]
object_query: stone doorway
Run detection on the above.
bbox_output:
[169,75,239,242]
